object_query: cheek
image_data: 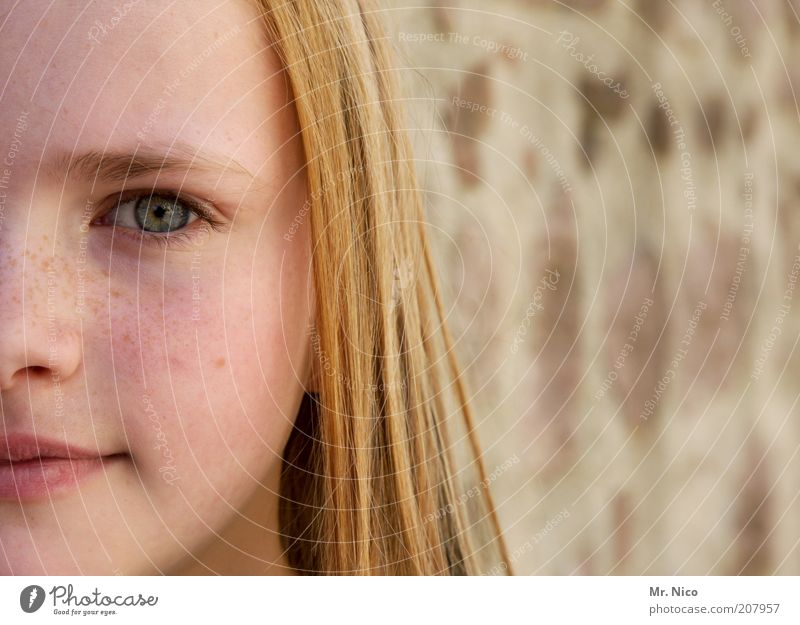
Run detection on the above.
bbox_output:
[90,230,310,516]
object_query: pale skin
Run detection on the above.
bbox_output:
[0,0,312,574]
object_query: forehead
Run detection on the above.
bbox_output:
[0,0,292,177]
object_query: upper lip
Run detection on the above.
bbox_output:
[0,433,106,462]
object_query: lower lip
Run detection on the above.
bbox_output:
[0,456,124,500]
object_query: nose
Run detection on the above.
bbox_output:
[0,312,83,390]
[0,190,85,393]
[0,239,83,391]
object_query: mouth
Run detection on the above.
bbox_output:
[0,433,128,501]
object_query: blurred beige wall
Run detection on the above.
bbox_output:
[385,0,800,574]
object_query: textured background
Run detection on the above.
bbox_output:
[384,0,800,574]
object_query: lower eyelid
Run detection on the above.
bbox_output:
[97,215,218,251]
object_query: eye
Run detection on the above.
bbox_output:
[102,193,198,234]
[91,190,228,248]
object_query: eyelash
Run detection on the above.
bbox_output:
[92,189,228,249]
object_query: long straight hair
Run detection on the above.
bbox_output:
[256,0,512,574]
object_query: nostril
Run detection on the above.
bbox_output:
[0,318,83,391]
[0,365,60,392]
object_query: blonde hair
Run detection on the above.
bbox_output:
[256,0,511,574]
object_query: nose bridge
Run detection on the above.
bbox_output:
[0,226,68,313]
[0,229,83,391]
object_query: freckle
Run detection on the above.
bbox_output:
[214,357,225,368]
[111,289,121,298]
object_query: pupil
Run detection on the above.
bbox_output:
[135,195,189,233]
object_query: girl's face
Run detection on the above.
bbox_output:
[0,1,312,573]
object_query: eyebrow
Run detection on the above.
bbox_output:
[44,142,255,186]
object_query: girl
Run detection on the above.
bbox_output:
[0,0,510,575]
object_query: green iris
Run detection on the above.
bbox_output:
[134,194,191,233]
